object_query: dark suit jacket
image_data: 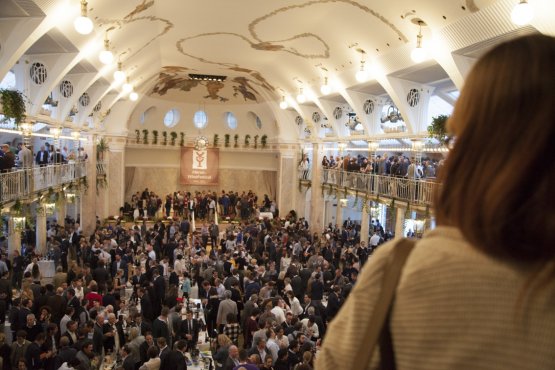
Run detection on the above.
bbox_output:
[152,318,170,344]
[180,318,200,344]
[35,150,49,165]
[122,355,137,370]
[54,347,77,369]
[160,350,187,370]
[140,294,155,322]
[102,322,125,353]
[47,294,66,323]
[92,323,104,354]
[111,260,128,279]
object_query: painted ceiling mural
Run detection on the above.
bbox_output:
[150,66,264,103]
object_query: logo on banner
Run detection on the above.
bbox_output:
[193,149,207,169]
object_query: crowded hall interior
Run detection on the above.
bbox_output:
[1,1,554,369]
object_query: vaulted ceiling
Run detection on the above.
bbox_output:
[1,0,554,139]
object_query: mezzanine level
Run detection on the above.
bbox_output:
[0,162,87,205]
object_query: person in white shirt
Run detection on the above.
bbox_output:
[300,315,319,340]
[270,299,287,325]
[286,291,303,317]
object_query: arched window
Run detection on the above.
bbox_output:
[164,108,181,127]
[225,112,237,129]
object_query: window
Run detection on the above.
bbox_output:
[30,62,48,85]
[193,110,207,129]
[164,108,181,127]
[60,80,74,98]
[225,112,237,129]
[0,71,16,89]
[255,116,262,129]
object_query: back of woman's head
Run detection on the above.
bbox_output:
[435,34,555,261]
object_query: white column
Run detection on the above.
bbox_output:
[335,201,343,229]
[36,205,47,255]
[360,207,369,245]
[56,196,67,226]
[8,217,21,258]
[81,135,97,235]
[394,206,406,239]
[310,143,324,234]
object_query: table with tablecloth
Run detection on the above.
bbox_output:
[37,260,55,278]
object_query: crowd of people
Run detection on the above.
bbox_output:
[0,141,86,172]
[0,191,391,370]
[321,153,442,179]
[123,189,278,222]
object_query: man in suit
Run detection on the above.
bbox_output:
[248,337,269,363]
[139,332,156,366]
[92,314,105,355]
[121,344,137,370]
[157,337,170,364]
[54,336,77,369]
[160,340,187,370]
[103,313,126,355]
[92,260,110,294]
[35,146,49,166]
[48,287,67,324]
[111,254,128,280]
[152,307,171,347]
[223,345,240,370]
[17,143,33,168]
[181,310,200,351]
[0,144,15,171]
[138,288,155,323]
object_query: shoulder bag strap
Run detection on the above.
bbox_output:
[353,238,415,370]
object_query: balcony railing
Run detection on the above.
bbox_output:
[0,162,87,204]
[320,169,439,206]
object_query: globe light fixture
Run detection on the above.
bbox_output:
[279,96,288,109]
[129,92,139,101]
[74,0,93,35]
[99,36,114,65]
[122,79,133,94]
[511,0,533,26]
[296,88,306,104]
[320,77,331,95]
[113,62,126,83]
[411,21,427,63]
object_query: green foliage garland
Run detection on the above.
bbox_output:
[0,89,26,127]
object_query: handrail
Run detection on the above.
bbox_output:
[0,162,87,204]
[320,169,438,206]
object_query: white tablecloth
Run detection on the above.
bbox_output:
[37,260,55,278]
[259,211,273,219]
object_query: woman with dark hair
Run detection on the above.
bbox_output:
[317,35,555,370]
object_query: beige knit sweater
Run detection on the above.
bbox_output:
[315,226,555,370]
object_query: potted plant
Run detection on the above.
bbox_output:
[180,132,185,146]
[96,137,109,161]
[224,134,230,148]
[213,134,219,147]
[244,134,251,147]
[254,135,259,149]
[0,88,26,127]
[234,134,239,148]
[152,130,158,144]
[261,134,268,148]
[428,114,450,143]
[142,129,149,144]
[162,131,168,145]
[135,129,140,144]
[170,131,177,146]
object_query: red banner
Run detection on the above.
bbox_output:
[180,147,219,185]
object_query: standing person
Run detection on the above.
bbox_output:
[0,144,15,171]
[35,146,49,166]
[317,35,555,370]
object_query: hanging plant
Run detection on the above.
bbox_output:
[179,132,185,146]
[0,89,26,127]
[213,134,219,147]
[170,131,177,146]
[428,114,451,143]
[244,134,251,147]
[96,137,109,161]
[234,134,239,148]
[152,130,159,144]
[12,199,22,215]
[142,129,149,144]
[135,129,140,144]
[261,134,268,148]
[162,131,168,145]
[224,134,230,148]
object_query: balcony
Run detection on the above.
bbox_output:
[318,169,439,207]
[0,162,87,204]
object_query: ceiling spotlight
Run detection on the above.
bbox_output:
[411,21,427,63]
[129,92,139,101]
[511,0,533,26]
[279,96,288,109]
[74,0,93,35]
[296,88,306,104]
[113,62,126,83]
[320,77,331,95]
[99,35,114,65]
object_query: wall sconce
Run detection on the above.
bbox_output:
[279,96,288,110]
[296,88,306,104]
